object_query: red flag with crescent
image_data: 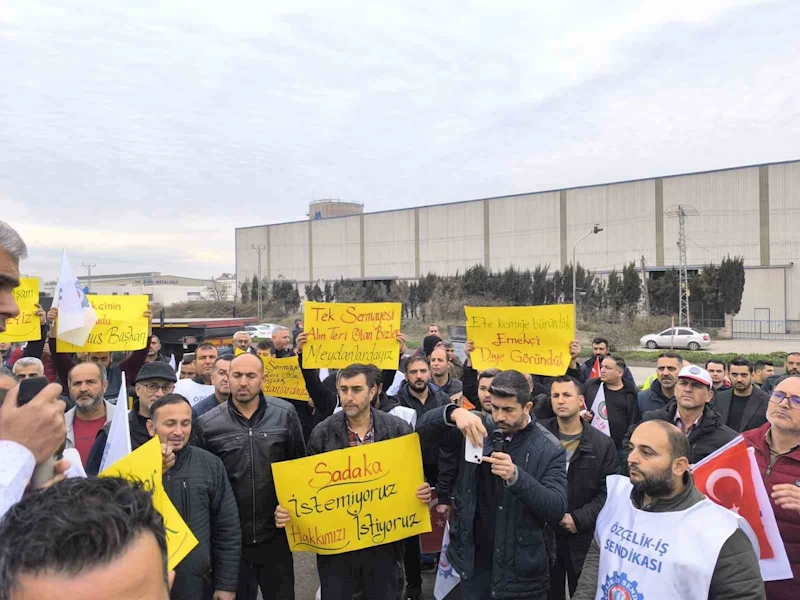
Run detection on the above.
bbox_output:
[693,437,774,559]
[589,357,601,379]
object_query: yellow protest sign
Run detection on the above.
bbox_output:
[272,433,431,555]
[303,302,401,369]
[465,304,574,376]
[57,295,149,353]
[0,278,41,343]
[100,437,199,571]
[262,356,309,401]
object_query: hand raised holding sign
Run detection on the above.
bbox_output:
[34,304,46,326]
[144,305,152,335]
[464,340,475,367]
[416,482,432,504]
[274,504,291,528]
[295,331,307,354]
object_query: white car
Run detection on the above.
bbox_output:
[640,327,712,351]
[245,324,278,338]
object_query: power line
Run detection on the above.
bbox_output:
[82,262,96,293]
[665,205,697,326]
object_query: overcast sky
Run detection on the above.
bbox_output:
[2,0,798,281]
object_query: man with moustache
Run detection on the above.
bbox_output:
[192,354,234,420]
[196,353,306,600]
[637,352,682,416]
[147,393,241,600]
[540,376,617,600]
[64,362,116,466]
[572,419,764,600]
[275,363,431,600]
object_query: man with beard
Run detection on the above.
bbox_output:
[64,362,116,466]
[579,337,635,384]
[416,370,567,600]
[637,352,682,416]
[443,341,463,380]
[275,364,431,600]
[147,394,241,600]
[145,335,170,363]
[192,354,233,420]
[572,419,764,600]
[233,331,255,355]
[712,357,770,433]
[762,352,800,394]
[196,353,305,600]
[623,365,737,467]
[430,347,463,396]
[85,361,177,475]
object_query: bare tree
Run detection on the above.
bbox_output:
[203,277,231,301]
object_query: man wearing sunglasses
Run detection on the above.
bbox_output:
[744,376,800,600]
[85,361,176,475]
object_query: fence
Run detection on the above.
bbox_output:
[731,320,800,340]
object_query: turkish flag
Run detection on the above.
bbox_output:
[590,357,601,379]
[420,489,448,553]
[693,437,774,559]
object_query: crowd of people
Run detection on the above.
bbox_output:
[0,219,798,600]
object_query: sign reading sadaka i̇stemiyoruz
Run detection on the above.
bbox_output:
[272,434,431,555]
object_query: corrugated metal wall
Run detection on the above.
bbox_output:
[738,268,786,324]
[566,180,657,271]
[418,202,484,276]
[488,192,560,271]
[311,216,361,280]
[363,210,416,279]
[769,162,800,320]
[234,161,799,321]
[662,167,761,266]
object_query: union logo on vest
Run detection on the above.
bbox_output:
[601,571,643,600]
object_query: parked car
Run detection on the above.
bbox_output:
[245,323,278,338]
[640,327,711,351]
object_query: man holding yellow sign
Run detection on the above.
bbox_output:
[273,363,431,600]
[465,305,575,376]
[47,300,153,401]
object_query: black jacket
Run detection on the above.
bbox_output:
[711,386,770,433]
[393,381,452,485]
[582,378,640,449]
[272,347,315,441]
[580,356,635,385]
[196,394,306,545]
[85,401,152,476]
[622,402,737,470]
[306,408,414,562]
[636,378,675,417]
[164,445,241,599]
[539,419,618,573]
[417,406,567,599]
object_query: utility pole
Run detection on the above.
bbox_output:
[665,205,697,326]
[571,224,603,333]
[252,245,265,320]
[640,255,650,316]
[82,262,96,292]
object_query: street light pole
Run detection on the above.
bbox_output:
[571,224,603,329]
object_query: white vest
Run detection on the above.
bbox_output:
[594,475,741,600]
[173,379,215,407]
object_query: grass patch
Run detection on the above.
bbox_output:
[609,350,789,364]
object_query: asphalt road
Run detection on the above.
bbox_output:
[276,553,437,600]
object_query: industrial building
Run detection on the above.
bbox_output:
[41,272,236,306]
[235,160,800,332]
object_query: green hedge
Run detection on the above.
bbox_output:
[606,350,789,365]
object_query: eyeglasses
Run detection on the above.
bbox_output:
[141,382,175,394]
[769,391,800,410]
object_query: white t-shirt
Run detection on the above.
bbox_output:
[174,379,215,407]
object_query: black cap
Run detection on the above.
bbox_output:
[135,362,177,384]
